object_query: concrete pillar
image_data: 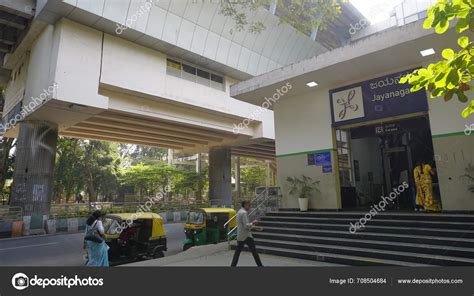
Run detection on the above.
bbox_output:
[265,160,271,188]
[10,121,58,216]
[195,153,202,200]
[208,146,232,207]
[167,148,174,165]
[235,156,241,200]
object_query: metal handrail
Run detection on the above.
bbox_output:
[223,188,268,229]
[226,187,278,243]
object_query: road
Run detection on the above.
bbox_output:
[0,223,185,266]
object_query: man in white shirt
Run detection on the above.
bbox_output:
[230,200,263,267]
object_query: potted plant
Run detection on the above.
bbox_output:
[286,175,320,211]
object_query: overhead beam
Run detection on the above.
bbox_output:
[0,26,16,45]
[61,130,187,150]
[85,117,224,143]
[231,151,275,161]
[231,148,276,159]
[66,127,197,148]
[0,0,35,18]
[97,112,238,139]
[252,142,276,149]
[233,145,276,154]
[61,132,184,150]
[0,11,27,30]
[74,122,209,146]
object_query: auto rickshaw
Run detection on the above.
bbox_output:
[183,208,237,251]
[102,213,167,265]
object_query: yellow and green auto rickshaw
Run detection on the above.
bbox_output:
[183,208,237,251]
[103,213,167,264]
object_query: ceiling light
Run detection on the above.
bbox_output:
[420,48,435,57]
[306,81,318,88]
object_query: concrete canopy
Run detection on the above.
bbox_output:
[230,20,461,109]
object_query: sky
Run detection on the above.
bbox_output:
[350,0,405,24]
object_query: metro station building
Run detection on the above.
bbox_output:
[232,2,474,211]
[0,0,366,215]
[0,0,472,215]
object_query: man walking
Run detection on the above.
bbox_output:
[230,200,263,267]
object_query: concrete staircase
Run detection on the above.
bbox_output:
[232,210,474,266]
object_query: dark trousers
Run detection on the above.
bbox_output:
[231,237,263,267]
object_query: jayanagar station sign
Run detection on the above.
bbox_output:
[329,68,429,127]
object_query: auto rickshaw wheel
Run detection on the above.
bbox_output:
[183,243,193,251]
[153,250,164,258]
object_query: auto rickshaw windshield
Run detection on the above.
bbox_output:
[103,217,122,234]
[186,211,204,224]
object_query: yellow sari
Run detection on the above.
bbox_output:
[413,166,424,207]
[421,164,442,212]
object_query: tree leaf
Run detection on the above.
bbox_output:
[462,106,473,118]
[456,17,469,33]
[442,48,455,60]
[435,19,450,34]
[424,15,435,29]
[457,90,469,102]
[444,90,454,101]
[458,36,470,48]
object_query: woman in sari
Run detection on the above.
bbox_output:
[421,161,442,212]
[83,210,109,267]
[413,161,424,211]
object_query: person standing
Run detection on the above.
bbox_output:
[230,200,263,267]
[421,161,442,212]
[83,210,109,267]
[413,161,424,211]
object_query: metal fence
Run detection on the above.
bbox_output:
[0,206,23,222]
[50,200,212,219]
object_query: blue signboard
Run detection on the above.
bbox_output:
[322,165,332,173]
[329,68,428,127]
[315,152,331,166]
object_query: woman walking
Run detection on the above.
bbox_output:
[83,210,109,267]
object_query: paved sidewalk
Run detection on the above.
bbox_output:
[125,242,343,267]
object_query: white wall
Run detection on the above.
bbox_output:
[64,0,325,76]
[3,53,29,115]
[428,92,472,136]
[274,88,334,156]
[100,32,274,138]
[52,19,109,109]
[23,25,57,107]
[274,88,340,209]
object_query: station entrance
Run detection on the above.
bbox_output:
[336,115,439,210]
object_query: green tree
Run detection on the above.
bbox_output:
[0,138,14,191]
[400,0,474,118]
[219,0,343,35]
[240,164,266,196]
[120,162,174,197]
[82,140,121,202]
[124,145,167,166]
[54,138,121,203]
[54,138,85,202]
